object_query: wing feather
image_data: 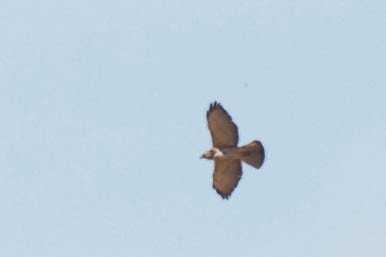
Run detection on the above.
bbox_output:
[212,159,242,199]
[206,102,239,147]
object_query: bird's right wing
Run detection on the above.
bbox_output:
[212,159,242,199]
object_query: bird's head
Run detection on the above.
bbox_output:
[200,148,222,160]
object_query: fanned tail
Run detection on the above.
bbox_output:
[239,141,265,169]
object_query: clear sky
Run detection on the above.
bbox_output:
[1,0,386,256]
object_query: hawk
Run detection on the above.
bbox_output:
[201,101,265,199]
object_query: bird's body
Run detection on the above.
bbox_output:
[201,102,265,199]
[201,142,264,167]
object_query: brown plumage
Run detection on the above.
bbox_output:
[201,102,265,199]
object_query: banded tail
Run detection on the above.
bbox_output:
[239,140,265,169]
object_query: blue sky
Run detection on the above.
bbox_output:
[1,0,386,256]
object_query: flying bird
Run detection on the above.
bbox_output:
[201,101,265,199]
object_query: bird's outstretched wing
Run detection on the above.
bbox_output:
[206,102,239,147]
[212,159,242,199]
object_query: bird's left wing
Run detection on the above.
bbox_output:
[207,102,239,147]
[212,159,242,199]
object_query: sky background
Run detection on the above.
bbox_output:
[1,0,386,256]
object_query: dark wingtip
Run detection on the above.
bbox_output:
[218,190,230,200]
[212,186,230,200]
[206,101,222,118]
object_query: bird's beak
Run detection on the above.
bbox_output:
[200,154,204,159]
